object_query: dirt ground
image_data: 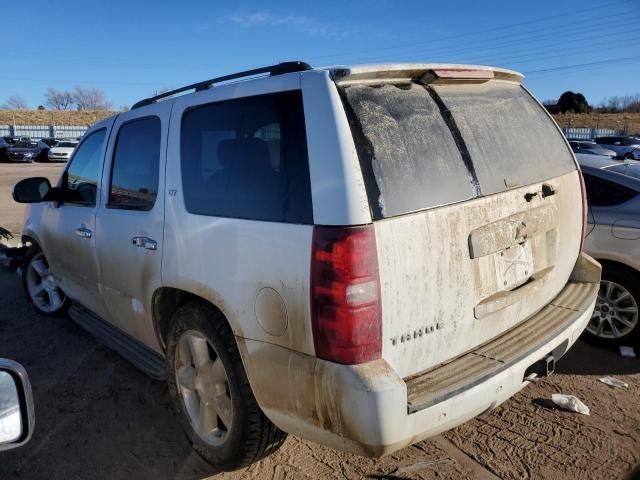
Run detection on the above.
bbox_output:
[0,162,639,480]
[0,163,62,236]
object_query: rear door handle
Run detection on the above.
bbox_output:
[75,227,92,238]
[132,237,157,250]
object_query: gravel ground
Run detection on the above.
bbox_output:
[0,162,639,479]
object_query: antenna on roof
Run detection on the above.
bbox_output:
[132,61,312,109]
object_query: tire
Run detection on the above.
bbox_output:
[166,300,286,471]
[21,246,70,317]
[583,263,640,348]
[624,152,634,160]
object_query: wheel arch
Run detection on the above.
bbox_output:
[594,258,640,279]
[151,286,236,353]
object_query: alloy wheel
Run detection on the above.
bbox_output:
[25,252,66,313]
[587,280,639,339]
[175,330,233,447]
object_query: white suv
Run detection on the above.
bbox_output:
[13,62,600,470]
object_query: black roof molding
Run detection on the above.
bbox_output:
[131,61,312,109]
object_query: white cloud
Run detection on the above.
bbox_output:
[222,11,348,38]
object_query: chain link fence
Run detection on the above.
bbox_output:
[0,124,88,140]
[562,127,624,140]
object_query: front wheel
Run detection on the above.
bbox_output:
[584,264,640,347]
[624,152,635,160]
[166,301,286,471]
[21,247,69,316]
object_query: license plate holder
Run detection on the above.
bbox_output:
[495,240,533,291]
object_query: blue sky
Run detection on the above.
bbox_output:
[3,0,639,109]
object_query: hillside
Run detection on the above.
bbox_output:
[551,113,640,134]
[0,109,116,126]
[1,109,639,134]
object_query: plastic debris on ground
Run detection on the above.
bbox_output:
[599,376,629,388]
[551,394,590,415]
[620,346,636,358]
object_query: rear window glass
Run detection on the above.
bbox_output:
[341,82,575,219]
[341,84,477,219]
[181,90,313,224]
[434,83,575,196]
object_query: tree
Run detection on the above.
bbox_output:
[72,86,112,110]
[598,94,640,113]
[557,91,590,113]
[2,95,28,109]
[45,88,74,110]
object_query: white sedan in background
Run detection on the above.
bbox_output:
[47,140,78,162]
[578,154,640,346]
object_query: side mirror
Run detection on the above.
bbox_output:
[12,177,51,203]
[0,359,34,452]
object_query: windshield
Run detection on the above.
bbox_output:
[607,163,640,180]
[341,81,575,219]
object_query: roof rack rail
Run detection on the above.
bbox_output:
[131,61,312,109]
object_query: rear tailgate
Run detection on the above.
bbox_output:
[339,73,581,378]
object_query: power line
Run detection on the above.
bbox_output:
[458,38,639,67]
[305,0,636,61]
[523,55,640,75]
[345,14,638,65]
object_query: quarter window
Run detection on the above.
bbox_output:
[64,129,106,205]
[180,90,313,224]
[109,117,161,210]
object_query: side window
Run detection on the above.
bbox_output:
[582,173,636,207]
[64,129,107,205]
[109,117,161,210]
[180,90,313,224]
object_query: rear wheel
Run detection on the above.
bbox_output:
[22,247,69,316]
[585,264,640,347]
[166,301,286,470]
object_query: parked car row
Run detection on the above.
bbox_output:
[0,136,78,163]
[568,135,640,160]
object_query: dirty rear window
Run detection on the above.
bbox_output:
[341,84,477,219]
[341,82,575,219]
[434,83,575,196]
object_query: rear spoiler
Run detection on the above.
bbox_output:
[329,63,524,86]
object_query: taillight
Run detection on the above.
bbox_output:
[578,170,588,252]
[310,225,382,364]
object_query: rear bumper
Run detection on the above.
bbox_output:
[238,253,600,457]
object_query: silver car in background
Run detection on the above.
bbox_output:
[579,154,640,346]
[568,140,616,158]
[593,136,640,160]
